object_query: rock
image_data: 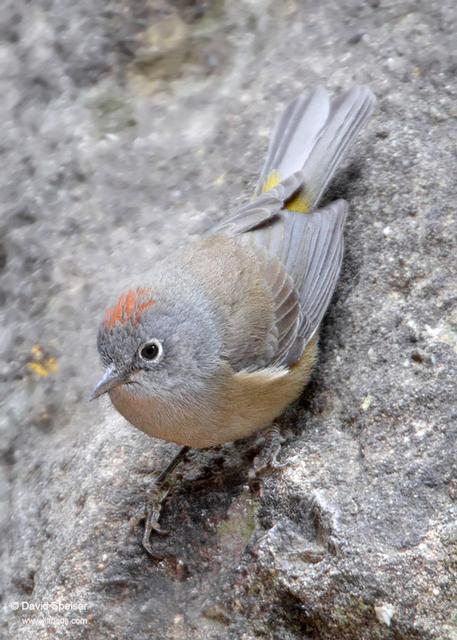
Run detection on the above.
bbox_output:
[1,0,456,638]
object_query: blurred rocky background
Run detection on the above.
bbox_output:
[1,0,456,638]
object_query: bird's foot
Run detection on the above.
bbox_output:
[248,424,296,495]
[140,446,190,556]
[142,483,172,555]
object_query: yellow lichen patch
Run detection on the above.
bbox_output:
[45,357,58,374]
[26,345,58,378]
[27,362,50,377]
[31,345,44,360]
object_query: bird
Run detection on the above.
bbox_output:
[92,86,376,554]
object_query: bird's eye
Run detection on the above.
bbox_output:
[139,340,162,361]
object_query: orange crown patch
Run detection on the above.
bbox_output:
[103,287,155,329]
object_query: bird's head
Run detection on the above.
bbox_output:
[93,285,222,403]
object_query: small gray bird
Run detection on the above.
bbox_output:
[93,86,376,552]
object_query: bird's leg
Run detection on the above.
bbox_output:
[142,445,190,556]
[248,424,291,492]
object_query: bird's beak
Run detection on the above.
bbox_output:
[90,366,125,400]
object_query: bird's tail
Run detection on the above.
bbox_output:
[255,86,376,213]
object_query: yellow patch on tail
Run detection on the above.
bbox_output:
[285,191,311,213]
[261,170,311,213]
[261,170,282,193]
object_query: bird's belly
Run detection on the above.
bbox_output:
[108,342,316,448]
[109,387,277,448]
[109,387,211,447]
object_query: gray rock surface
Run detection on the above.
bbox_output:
[1,0,456,638]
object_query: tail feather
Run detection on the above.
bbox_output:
[255,86,376,212]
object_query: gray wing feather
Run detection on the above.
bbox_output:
[281,200,348,350]
[211,198,348,368]
[227,243,300,372]
[209,171,304,237]
[243,200,348,366]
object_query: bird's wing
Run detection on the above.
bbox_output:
[184,201,346,373]
[207,200,347,370]
[228,245,301,371]
[229,200,347,369]
[242,200,348,365]
[174,231,300,373]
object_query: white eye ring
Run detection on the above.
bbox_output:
[139,339,163,362]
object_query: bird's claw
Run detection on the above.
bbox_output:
[248,424,297,493]
[141,485,172,555]
[136,446,190,556]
